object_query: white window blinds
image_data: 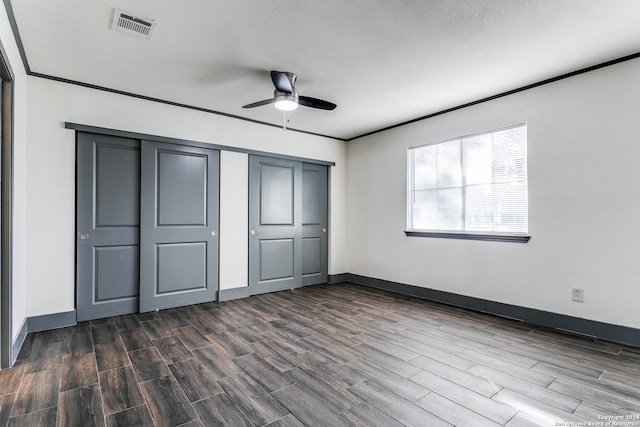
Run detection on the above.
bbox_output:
[408,124,528,234]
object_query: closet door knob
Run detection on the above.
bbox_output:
[80,233,90,240]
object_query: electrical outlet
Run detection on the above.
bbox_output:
[572,287,584,302]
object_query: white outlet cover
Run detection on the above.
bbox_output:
[572,287,584,302]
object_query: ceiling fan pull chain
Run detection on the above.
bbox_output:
[282,111,291,131]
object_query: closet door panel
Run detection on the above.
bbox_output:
[76,133,141,321]
[301,163,328,286]
[139,141,219,312]
[249,156,302,293]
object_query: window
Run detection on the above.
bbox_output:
[407,124,529,242]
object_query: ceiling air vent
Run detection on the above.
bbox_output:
[111,8,156,40]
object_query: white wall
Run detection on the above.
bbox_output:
[219,150,248,290]
[25,77,347,316]
[1,9,28,342]
[347,57,640,329]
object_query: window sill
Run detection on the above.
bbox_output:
[404,230,531,243]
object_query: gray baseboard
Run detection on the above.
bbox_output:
[221,280,331,301]
[345,273,640,348]
[11,318,27,365]
[219,286,251,302]
[6,310,77,367]
[328,274,348,284]
[27,310,77,333]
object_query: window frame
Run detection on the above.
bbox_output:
[405,124,531,243]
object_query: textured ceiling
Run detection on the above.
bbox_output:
[9,1,640,140]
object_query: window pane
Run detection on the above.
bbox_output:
[493,180,528,232]
[413,145,437,190]
[412,189,437,229]
[437,187,463,230]
[437,140,462,188]
[463,134,492,185]
[493,127,527,183]
[465,183,494,231]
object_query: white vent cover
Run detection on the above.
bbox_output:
[111,9,156,40]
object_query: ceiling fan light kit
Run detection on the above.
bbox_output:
[274,90,299,111]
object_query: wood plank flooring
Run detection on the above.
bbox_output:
[1,283,639,426]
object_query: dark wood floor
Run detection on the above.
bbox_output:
[0,283,639,427]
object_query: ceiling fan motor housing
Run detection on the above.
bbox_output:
[284,72,297,88]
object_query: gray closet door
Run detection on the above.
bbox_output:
[139,141,219,312]
[249,156,302,293]
[302,163,328,286]
[77,133,141,321]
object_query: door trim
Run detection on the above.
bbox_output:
[0,38,15,368]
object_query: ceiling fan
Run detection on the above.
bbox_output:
[242,71,337,111]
